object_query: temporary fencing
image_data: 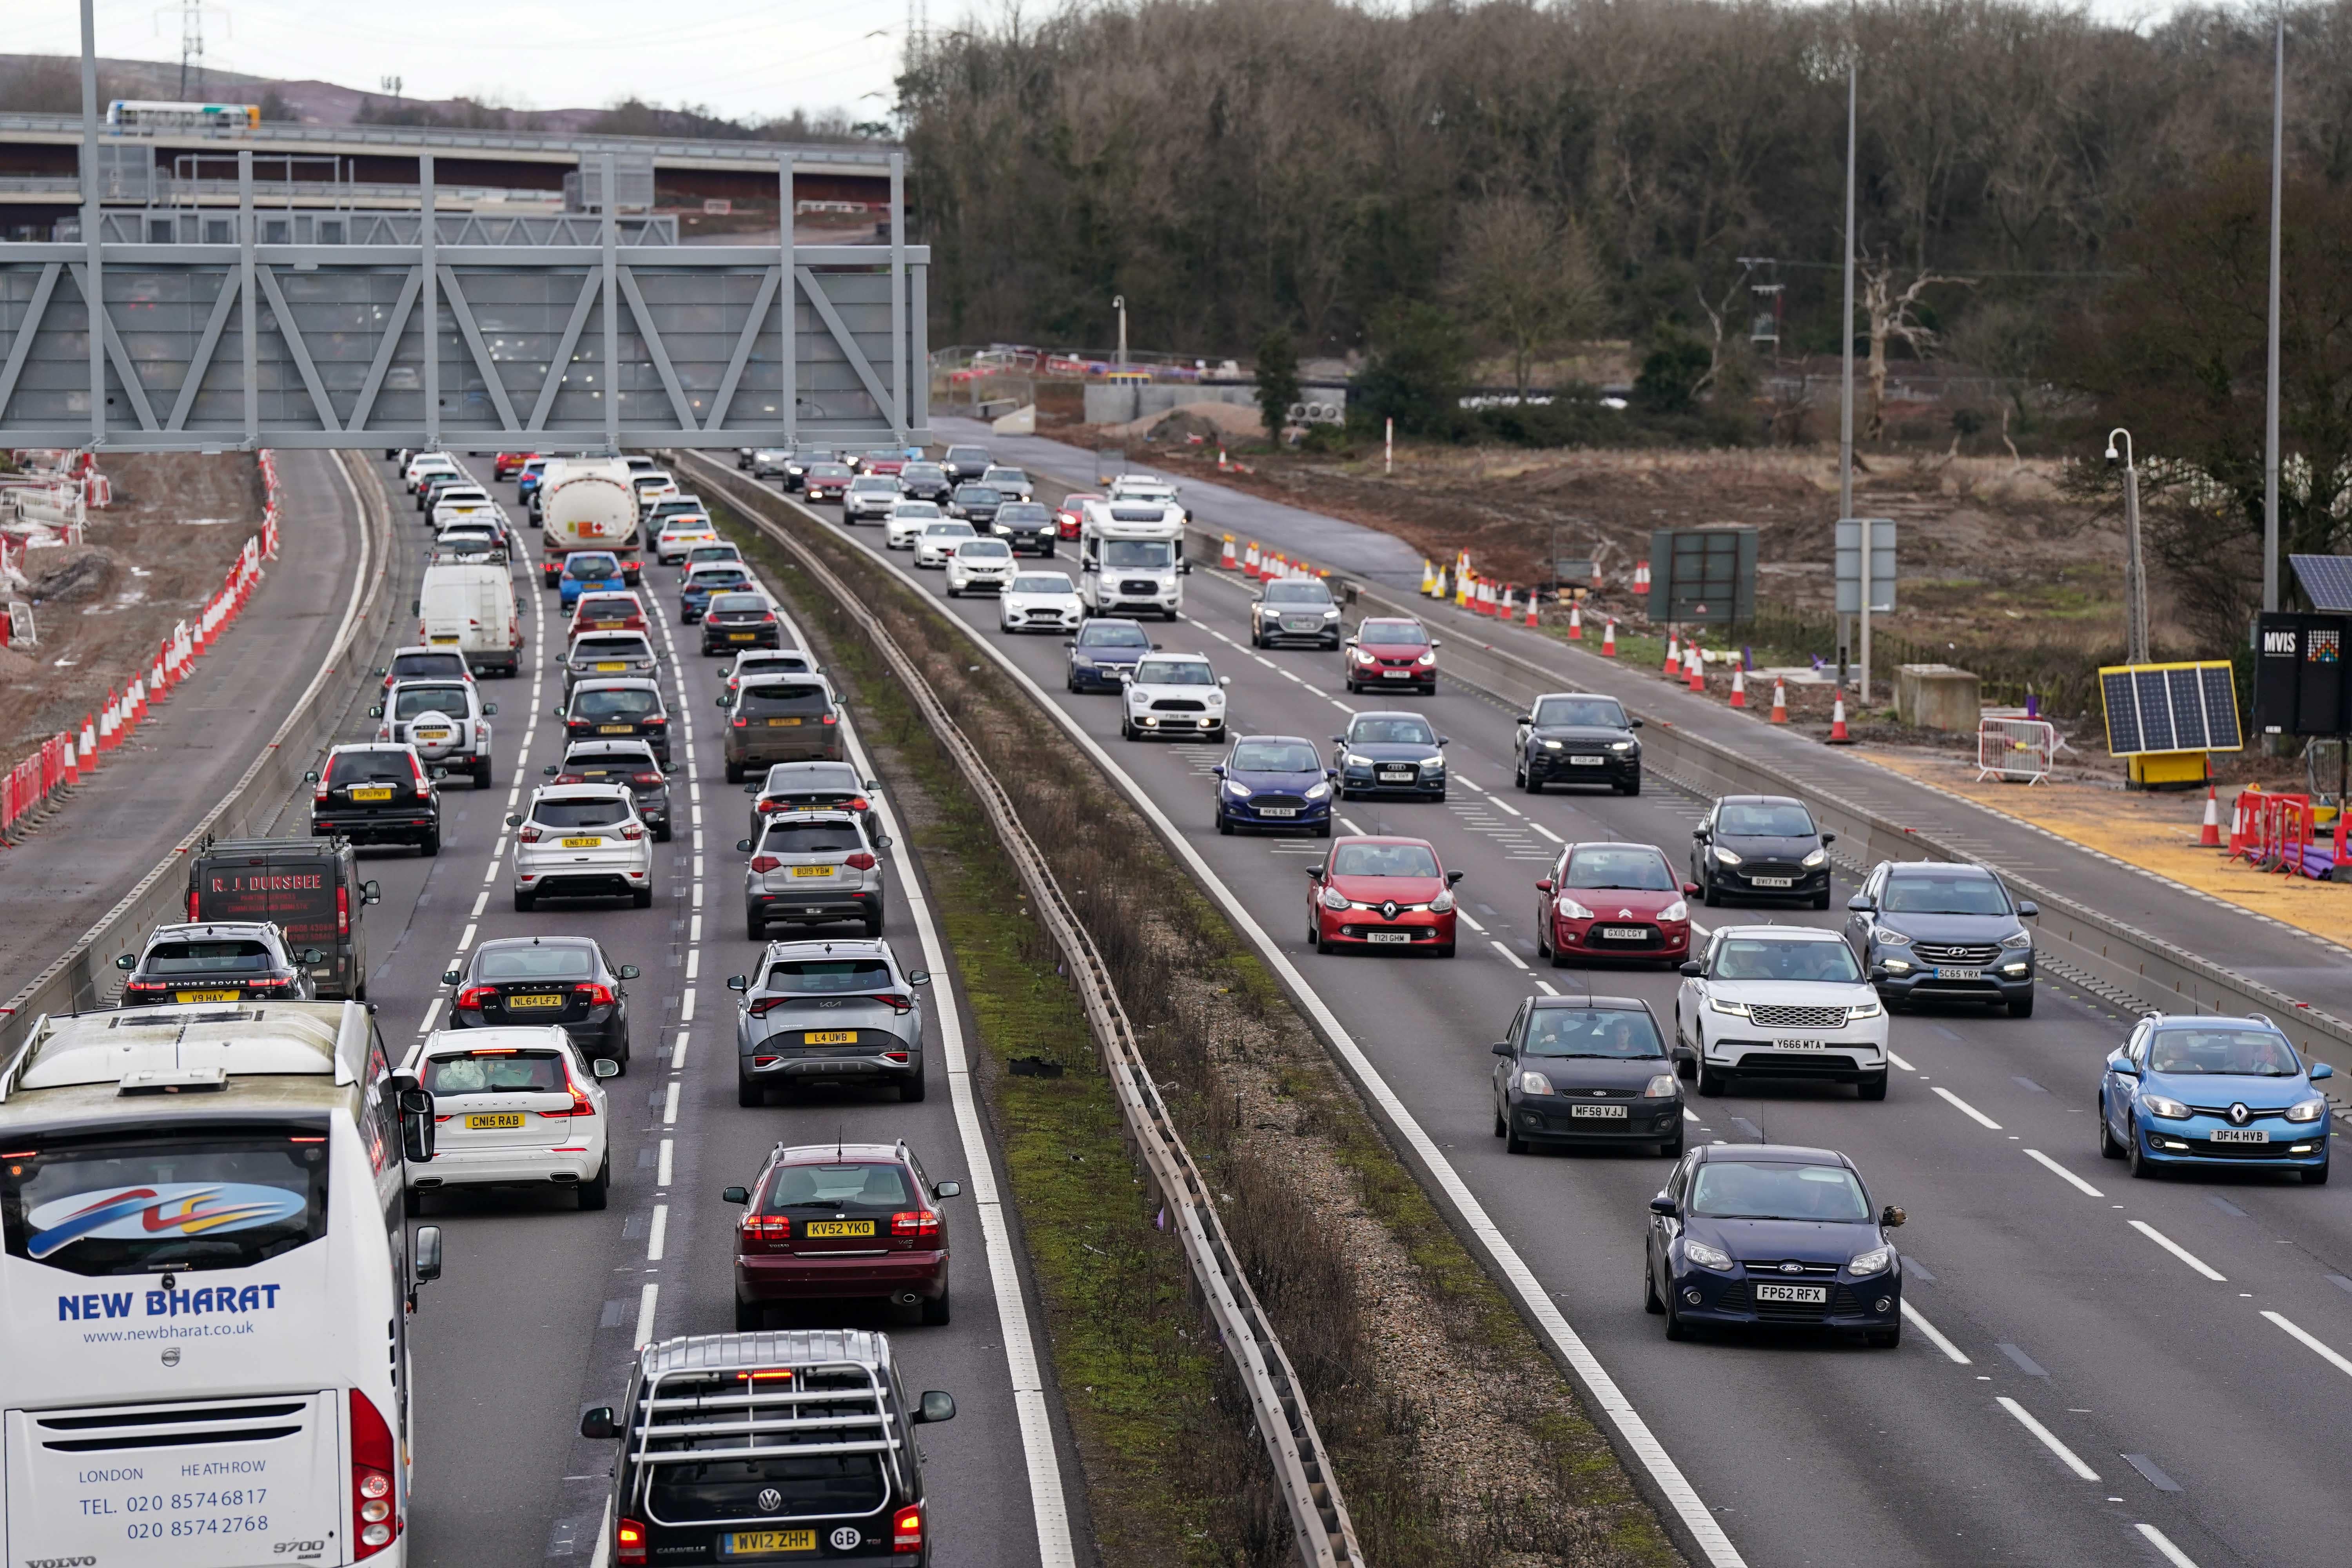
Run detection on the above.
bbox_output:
[1973,718,2058,785]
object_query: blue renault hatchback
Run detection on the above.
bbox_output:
[1063,618,1155,693]
[559,551,626,610]
[1212,735,1336,837]
[2100,1014,2332,1183]
[1646,1143,1906,1346]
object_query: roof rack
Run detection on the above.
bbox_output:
[630,1357,903,1523]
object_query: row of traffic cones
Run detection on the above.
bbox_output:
[1662,628,1849,740]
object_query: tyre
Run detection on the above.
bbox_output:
[1697,1062,1728,1097]
[632,887,653,909]
[863,913,883,938]
[1659,1133,1684,1158]
[1315,820,1332,837]
[1857,1075,1887,1101]
[947,584,960,598]
[1664,1290,1690,1341]
[734,1297,764,1332]
[420,828,441,858]
[513,888,534,912]
[1505,1121,1531,1154]
[1434,941,1456,958]
[2098,1097,2124,1159]
[655,821,673,843]
[1430,789,1447,803]
[737,1074,762,1108]
[354,979,368,1003]
[1494,1095,1508,1138]
[578,1158,610,1211]
[2126,1118,2152,1178]
[2008,991,2035,1018]
[1216,811,1234,835]
[746,911,764,941]
[1621,771,1642,797]
[1549,942,1570,969]
[921,1283,952,1325]
[900,1068,927,1103]
[1702,880,1721,908]
[1120,717,1135,741]
[725,760,745,784]
[2304,1160,2331,1185]
[1645,1253,1665,1314]
[403,1186,430,1220]
[472,759,492,789]
[1813,890,1832,910]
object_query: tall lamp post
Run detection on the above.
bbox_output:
[2106,428,2150,664]
[1112,294,1128,367]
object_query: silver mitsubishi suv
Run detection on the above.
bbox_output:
[727,938,931,1106]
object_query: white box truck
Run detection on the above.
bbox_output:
[418,560,523,676]
[537,458,642,588]
[1078,498,1189,620]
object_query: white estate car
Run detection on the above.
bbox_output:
[508,783,654,910]
[1672,925,1890,1100]
[399,1026,617,1210]
[654,514,720,564]
[999,569,1084,633]
[885,500,943,550]
[430,485,501,528]
[945,537,1015,596]
[842,474,902,523]
[404,451,459,492]
[1119,652,1229,742]
[915,519,978,568]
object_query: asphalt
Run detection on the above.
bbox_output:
[938,415,2352,1029]
[712,450,2352,1568]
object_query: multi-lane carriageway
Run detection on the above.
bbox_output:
[683,448,2352,1568]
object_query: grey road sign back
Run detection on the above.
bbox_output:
[1835,518,1897,614]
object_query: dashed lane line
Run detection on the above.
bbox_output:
[2128,1220,2225,1281]
[1996,1396,2101,1481]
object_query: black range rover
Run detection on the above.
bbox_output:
[309,744,443,855]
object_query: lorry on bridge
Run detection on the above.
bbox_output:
[536,458,642,587]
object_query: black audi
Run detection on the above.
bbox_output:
[1691,795,1835,910]
[1514,691,1642,796]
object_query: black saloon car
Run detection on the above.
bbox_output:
[441,935,639,1071]
[1492,994,1682,1156]
[1514,691,1642,796]
[699,590,782,655]
[1691,795,1835,909]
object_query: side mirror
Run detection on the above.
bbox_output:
[715,694,731,708]
[1847,895,1875,912]
[1437,737,1450,747]
[1649,1195,1677,1216]
[1219,675,1232,688]
[934,1180,963,1198]
[543,764,557,775]
[876,835,894,850]
[303,769,320,784]
[1329,735,1345,745]
[2311,1062,2335,1081]
[1679,960,1703,977]
[2109,1055,2139,1077]
[1820,831,1837,846]
[299,948,325,965]
[617,964,641,980]
[1062,639,1075,648]
[1491,1041,1515,1057]
[363,881,381,904]
[592,1059,620,1079]
[579,1406,618,1441]
[1869,965,1890,982]
[1630,718,1644,729]
[1446,869,1465,885]
[722,1185,751,1205]
[1430,638,1442,649]
[908,970,932,985]
[913,1391,957,1426]
[1536,878,1554,893]
[726,975,748,992]
[412,1225,442,1284]
[1516,715,1533,726]
[506,814,523,828]
[1306,866,1323,881]
[1344,639,1359,649]
[482,703,498,716]
[1179,560,1193,575]
[1692,827,1708,840]
[115,952,138,970]
[1880,1205,1907,1229]
[2017,901,2039,918]
[1211,764,1227,778]
[736,838,753,853]
[430,767,449,780]
[744,783,760,794]
[397,1084,436,1163]
[548,706,563,719]
[367,705,384,718]
[1683,882,1700,895]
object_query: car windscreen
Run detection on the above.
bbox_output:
[708,594,769,615]
[893,503,942,518]
[850,477,897,491]
[1719,802,1816,837]
[141,940,277,975]
[423,1049,567,1094]
[1012,574,1073,594]
[1134,661,1213,685]
[3,1129,330,1278]
[687,570,750,591]
[563,555,621,578]
[808,465,853,480]
[477,945,596,982]
[946,446,987,463]
[955,487,1004,507]
[1357,620,1428,644]
[1532,697,1626,728]
[1330,842,1440,878]
[958,540,1013,559]
[1880,873,2010,915]
[573,635,653,661]
[764,1161,914,1210]
[1690,1161,1869,1222]
[1711,938,1862,983]
[901,465,945,482]
[392,686,470,720]
[1232,740,1318,773]
[686,546,741,564]
[760,820,864,854]
[1102,539,1174,568]
[2147,1028,2302,1076]
[573,688,662,720]
[739,684,830,716]
[735,656,810,678]
[1524,1008,1666,1059]
[1264,582,1332,604]
[1351,717,1436,746]
[390,652,468,682]
[327,750,416,785]
[924,523,976,538]
[532,797,631,828]
[1077,622,1149,648]
[765,959,893,993]
[998,504,1051,525]
[1564,847,1675,891]
[647,1448,885,1524]
[575,596,641,620]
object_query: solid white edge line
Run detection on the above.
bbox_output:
[2262,1309,2352,1378]
[1994,1395,2101,1481]
[1931,1084,2003,1130]
[704,466,1750,1568]
[2134,1523,2201,1568]
[2128,1220,2226,1282]
[2022,1148,2105,1198]
[1529,821,1564,844]
[1899,1300,1970,1364]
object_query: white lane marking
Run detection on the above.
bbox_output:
[1534,981,1560,996]
[1339,816,1367,835]
[693,830,704,853]
[662,1080,680,1126]
[1995,1396,2100,1481]
[1528,821,1564,844]
[674,1029,690,1070]
[1886,1049,1916,1071]
[483,860,502,885]
[1901,1300,1971,1364]
[1252,654,1277,668]
[1456,911,1487,933]
[2133,1523,2201,1568]
[691,882,704,909]
[689,914,702,943]
[1490,798,1525,818]
[685,950,700,981]
[656,1139,673,1187]
[2263,1309,2352,1378]
[469,891,488,919]
[2128,1220,2226,1281]
[680,991,697,1023]
[1931,1085,2003,1130]
[1491,940,1529,971]
[416,996,443,1036]
[457,922,476,951]
[646,1204,668,1262]
[1688,920,1710,939]
[2022,1148,2104,1198]
[632,1282,659,1349]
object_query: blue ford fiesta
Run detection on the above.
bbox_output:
[1213,735,1336,837]
[1646,1144,1906,1346]
[2101,1015,2332,1183]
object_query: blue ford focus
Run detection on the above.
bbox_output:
[1646,1144,1906,1346]
[2101,1015,2332,1183]
[1213,735,1336,837]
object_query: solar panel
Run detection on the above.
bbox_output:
[2291,555,2352,612]
[2098,661,2243,756]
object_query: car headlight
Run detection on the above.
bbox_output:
[1323,606,1340,619]
[1543,739,1564,750]
[2287,1096,2328,1123]
[1430,889,1455,913]
[2143,1094,2190,1120]
[1712,845,1743,866]
[1305,781,1331,800]
[1848,998,1883,1020]
[1874,929,1911,947]
[1319,886,1348,911]
[1416,651,1436,665]
[1999,930,2033,949]
[1556,896,1596,919]
[1345,753,1373,768]
[1225,780,1251,798]
[1801,847,1828,868]
[1682,1239,1735,1272]
[1208,691,1225,706]
[1420,758,1445,772]
[1644,1074,1678,1098]
[1708,996,1751,1018]
[1519,1070,1556,1096]
[1610,739,1636,751]
[1847,1245,1894,1278]
[1659,900,1689,922]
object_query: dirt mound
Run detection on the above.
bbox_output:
[28,548,116,604]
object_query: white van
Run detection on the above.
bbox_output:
[418,561,523,677]
[1078,498,1189,620]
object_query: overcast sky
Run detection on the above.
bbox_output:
[22,0,913,123]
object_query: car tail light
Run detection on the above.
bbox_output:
[187,889,201,920]
[738,1212,790,1250]
[865,992,913,1015]
[314,779,330,804]
[616,1516,648,1566]
[620,822,645,841]
[543,1079,597,1117]
[820,713,839,726]
[337,884,350,938]
[844,852,877,870]
[756,799,781,813]
[555,772,584,784]
[350,1387,400,1557]
[644,715,667,726]
[890,1209,940,1241]
[577,982,617,1007]
[733,717,748,728]
[848,796,870,811]
[750,854,781,873]
[123,979,169,996]
[455,985,497,1009]
[516,825,543,844]
[746,998,782,1019]
[633,771,662,787]
[893,1504,923,1553]
[410,755,430,799]
[249,979,295,997]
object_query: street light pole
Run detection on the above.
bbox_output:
[1112,294,1127,367]
[2108,428,2149,664]
[2264,15,2284,614]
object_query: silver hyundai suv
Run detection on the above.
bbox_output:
[727,938,931,1106]
[738,808,889,938]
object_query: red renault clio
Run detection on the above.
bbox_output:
[1306,835,1461,956]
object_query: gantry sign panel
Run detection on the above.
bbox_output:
[0,240,930,451]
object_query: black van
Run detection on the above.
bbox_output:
[185,837,380,1000]
[581,1330,954,1564]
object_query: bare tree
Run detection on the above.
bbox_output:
[1447,197,1608,398]
[1857,254,1976,441]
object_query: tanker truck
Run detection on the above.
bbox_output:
[537,457,643,587]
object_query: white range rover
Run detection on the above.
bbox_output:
[1673,925,1889,1100]
[1119,652,1229,742]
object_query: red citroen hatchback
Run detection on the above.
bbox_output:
[726,1140,963,1328]
[1307,835,1461,956]
[1534,840,1697,968]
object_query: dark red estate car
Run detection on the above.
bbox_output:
[726,1140,963,1328]
[1344,616,1440,695]
[494,450,539,480]
[1307,835,1461,956]
[1535,840,1697,968]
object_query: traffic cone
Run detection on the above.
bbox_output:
[1525,593,1540,629]
[1220,535,1238,570]
[1599,619,1618,657]
[1768,679,1789,724]
[1685,644,1705,692]
[97,695,116,753]
[1729,664,1748,708]
[2200,786,2223,848]
[1567,602,1582,641]
[1663,632,1681,677]
[80,712,98,767]
[1420,558,1436,595]
[1501,585,1516,622]
[1633,561,1651,594]
[1432,565,1448,601]
[1244,541,1262,578]
[1828,689,1853,744]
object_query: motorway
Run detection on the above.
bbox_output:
[301,456,1073,1566]
[693,448,2352,1568]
